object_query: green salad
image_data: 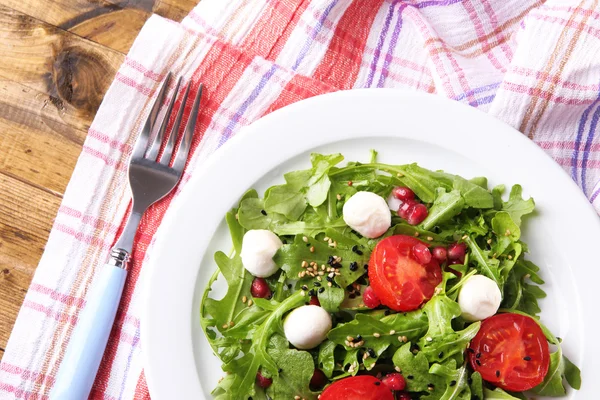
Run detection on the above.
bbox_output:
[200,151,581,400]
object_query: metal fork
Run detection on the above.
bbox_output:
[51,73,203,400]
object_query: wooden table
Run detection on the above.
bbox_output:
[0,0,197,359]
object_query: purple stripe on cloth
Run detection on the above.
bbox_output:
[414,0,462,8]
[572,89,600,182]
[365,1,397,88]
[220,64,280,145]
[582,102,600,194]
[474,94,495,107]
[377,4,407,88]
[453,82,501,102]
[292,0,339,71]
[590,185,600,202]
[118,328,140,399]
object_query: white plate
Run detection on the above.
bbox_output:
[141,89,600,399]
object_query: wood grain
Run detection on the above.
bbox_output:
[0,0,197,360]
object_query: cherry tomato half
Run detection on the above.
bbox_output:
[469,313,550,391]
[320,375,394,400]
[368,235,442,311]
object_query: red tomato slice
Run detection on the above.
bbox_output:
[469,313,550,392]
[320,376,394,400]
[368,235,442,311]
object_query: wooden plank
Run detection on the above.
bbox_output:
[0,77,86,194]
[0,0,198,54]
[0,173,61,351]
[0,5,124,105]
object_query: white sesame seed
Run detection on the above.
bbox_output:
[327,282,332,287]
[373,332,381,338]
[319,271,324,276]
[222,324,228,329]
[303,236,309,242]
[295,396,301,400]
[347,336,354,341]
[505,229,511,236]
[321,264,326,270]
[301,291,306,296]
[462,234,468,240]
[336,194,342,201]
[324,236,330,242]
[508,255,513,260]
[414,232,419,237]
[247,300,253,306]
[317,276,322,281]
[426,337,433,342]
[229,321,235,327]
[395,366,402,373]
[427,236,433,241]
[235,213,239,220]
[302,260,308,268]
[242,296,247,303]
[389,330,396,335]
[487,238,492,244]
[310,246,315,253]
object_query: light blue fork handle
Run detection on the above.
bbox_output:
[50,264,127,400]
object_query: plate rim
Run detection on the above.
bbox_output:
[141,88,600,399]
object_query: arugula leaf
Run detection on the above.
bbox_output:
[483,388,523,399]
[464,236,501,285]
[392,344,446,398]
[429,362,472,400]
[501,259,546,316]
[264,184,307,220]
[238,197,287,230]
[453,176,494,208]
[420,189,465,231]
[469,176,488,189]
[306,153,344,207]
[395,164,452,203]
[532,345,581,396]
[491,184,505,210]
[417,296,481,363]
[501,185,535,225]
[220,292,305,399]
[470,371,484,399]
[317,285,345,313]
[266,335,318,400]
[318,340,337,377]
[491,211,520,254]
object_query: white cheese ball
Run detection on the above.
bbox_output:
[458,275,502,322]
[284,305,332,349]
[240,229,283,278]
[343,191,391,238]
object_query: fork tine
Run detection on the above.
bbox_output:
[160,81,191,165]
[131,72,172,160]
[172,83,203,173]
[147,76,182,161]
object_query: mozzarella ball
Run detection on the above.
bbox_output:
[387,192,402,211]
[343,191,391,238]
[284,305,332,349]
[240,229,283,278]
[458,275,502,321]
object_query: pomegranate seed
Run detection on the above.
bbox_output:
[397,392,412,400]
[407,203,428,225]
[381,373,406,391]
[447,242,467,263]
[251,278,271,299]
[413,243,432,264]
[432,246,447,262]
[392,187,415,201]
[256,371,272,388]
[309,369,328,390]
[398,199,417,219]
[309,296,321,306]
[363,286,381,309]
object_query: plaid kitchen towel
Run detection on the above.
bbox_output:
[1,0,600,398]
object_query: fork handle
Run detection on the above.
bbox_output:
[50,263,127,400]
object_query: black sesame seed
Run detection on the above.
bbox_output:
[524,356,531,361]
[248,397,253,400]
[282,239,287,244]
[351,245,363,255]
[319,287,325,293]
[407,375,414,380]
[364,264,369,270]
[428,384,435,389]
[467,378,473,385]
[301,285,308,291]
[278,368,282,373]
[438,351,444,359]
[308,289,316,297]
[356,335,363,341]
[346,284,354,290]
[349,294,356,299]
[496,370,500,378]
[374,382,381,386]
[403,313,408,316]
[368,348,376,358]
[349,262,358,271]
[326,276,333,282]
[467,348,475,354]
[476,353,481,358]
[475,359,481,366]
[260,210,267,216]
[287,284,292,289]
[327,256,335,265]
[449,380,456,387]
[384,310,391,316]
[314,282,321,287]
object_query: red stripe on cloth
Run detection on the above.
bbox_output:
[115,73,154,97]
[0,383,48,400]
[461,0,505,71]
[29,283,86,308]
[92,40,256,395]
[312,0,385,89]
[54,223,112,249]
[124,58,165,82]
[502,81,596,105]
[81,145,128,172]
[23,300,78,326]
[0,363,54,386]
[538,140,600,151]
[262,72,337,116]
[241,0,309,59]
[133,372,151,400]
[88,128,132,153]
[58,205,82,219]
